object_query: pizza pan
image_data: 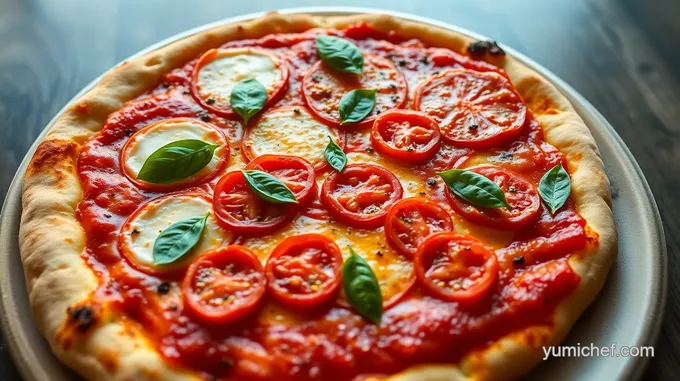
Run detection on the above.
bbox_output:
[0,7,667,381]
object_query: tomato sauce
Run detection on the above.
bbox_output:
[75,22,591,380]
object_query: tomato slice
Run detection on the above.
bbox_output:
[384,198,454,258]
[265,234,343,308]
[414,232,499,304]
[302,54,408,128]
[213,171,298,234]
[190,48,289,118]
[370,110,441,163]
[446,165,541,230]
[182,245,266,324]
[244,154,317,205]
[320,164,404,229]
[414,69,527,148]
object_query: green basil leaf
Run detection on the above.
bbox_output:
[241,169,298,204]
[153,214,209,265]
[538,163,571,214]
[230,78,267,124]
[342,247,382,324]
[339,89,376,125]
[438,169,510,208]
[137,139,219,184]
[316,35,364,75]
[324,137,347,172]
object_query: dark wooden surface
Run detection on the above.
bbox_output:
[0,0,678,379]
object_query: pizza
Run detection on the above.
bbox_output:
[19,13,617,381]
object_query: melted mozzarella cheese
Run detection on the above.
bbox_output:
[244,108,339,166]
[122,195,232,270]
[197,49,282,103]
[123,119,225,179]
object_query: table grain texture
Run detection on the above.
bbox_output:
[1,0,678,379]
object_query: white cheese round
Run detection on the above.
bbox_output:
[121,194,232,272]
[196,49,284,106]
[243,107,340,167]
[122,118,226,183]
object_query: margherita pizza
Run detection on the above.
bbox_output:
[19,13,616,381]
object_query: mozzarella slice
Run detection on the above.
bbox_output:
[196,49,283,104]
[122,118,226,181]
[244,107,339,166]
[121,194,232,272]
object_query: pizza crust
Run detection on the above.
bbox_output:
[19,12,616,381]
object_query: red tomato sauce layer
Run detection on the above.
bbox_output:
[75,22,591,380]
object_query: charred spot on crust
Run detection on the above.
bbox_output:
[467,40,505,57]
[67,305,97,332]
[28,139,78,173]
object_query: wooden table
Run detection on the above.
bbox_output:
[0,0,678,379]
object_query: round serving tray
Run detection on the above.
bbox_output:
[0,7,667,381]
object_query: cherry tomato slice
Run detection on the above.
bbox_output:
[370,110,441,163]
[265,234,343,308]
[191,48,289,118]
[213,171,298,234]
[384,197,454,258]
[414,232,499,304]
[414,69,527,148]
[320,164,404,229]
[182,245,266,324]
[446,165,541,230]
[244,155,317,205]
[302,54,408,128]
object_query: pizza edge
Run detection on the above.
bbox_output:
[18,12,617,381]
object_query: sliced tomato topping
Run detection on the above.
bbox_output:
[265,234,343,308]
[384,198,454,258]
[302,54,408,128]
[191,48,289,118]
[213,171,298,234]
[446,165,541,230]
[244,154,317,205]
[182,245,266,324]
[414,232,499,304]
[414,69,527,148]
[320,164,404,229]
[370,110,441,163]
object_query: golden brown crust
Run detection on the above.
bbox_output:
[19,12,616,381]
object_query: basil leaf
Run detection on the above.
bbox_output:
[539,163,571,214]
[230,78,267,124]
[342,247,383,324]
[241,169,298,204]
[137,139,219,184]
[153,214,209,265]
[324,137,347,172]
[316,35,364,75]
[438,169,510,208]
[339,89,376,125]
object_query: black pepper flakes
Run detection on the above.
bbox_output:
[200,114,211,122]
[124,128,134,136]
[366,147,374,153]
[513,256,525,265]
[293,108,301,114]
[103,213,112,218]
[157,282,171,295]
[206,98,216,105]
[419,56,429,64]
[398,59,407,67]
[427,178,437,187]
[468,124,478,130]
[182,90,190,95]
[419,191,426,196]
[376,251,383,257]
